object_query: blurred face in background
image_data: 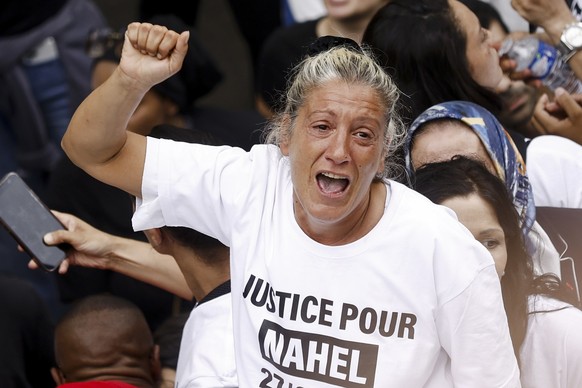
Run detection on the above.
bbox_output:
[440,193,508,277]
[451,0,504,90]
[453,0,540,131]
[486,19,508,45]
[497,80,541,131]
[324,0,388,22]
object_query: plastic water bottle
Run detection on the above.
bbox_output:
[499,36,582,94]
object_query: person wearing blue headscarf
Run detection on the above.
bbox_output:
[404,100,560,278]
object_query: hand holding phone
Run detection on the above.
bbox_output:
[0,172,68,271]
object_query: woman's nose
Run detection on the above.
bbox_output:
[326,131,350,163]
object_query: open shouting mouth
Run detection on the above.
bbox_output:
[317,172,349,196]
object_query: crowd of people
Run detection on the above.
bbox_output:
[1,0,581,387]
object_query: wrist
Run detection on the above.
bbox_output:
[558,21,582,63]
[102,234,131,270]
[113,66,151,97]
[544,15,578,45]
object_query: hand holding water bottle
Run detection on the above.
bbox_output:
[499,35,582,94]
[497,32,541,86]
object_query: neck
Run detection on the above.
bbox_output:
[171,246,230,302]
[297,181,386,246]
[167,114,187,129]
[316,10,380,43]
[316,17,361,43]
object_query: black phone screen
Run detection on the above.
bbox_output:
[0,172,67,271]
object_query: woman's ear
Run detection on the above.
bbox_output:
[150,344,162,383]
[280,140,290,156]
[376,145,388,176]
[143,229,164,251]
[51,367,66,385]
[162,98,179,117]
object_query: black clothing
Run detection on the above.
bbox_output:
[46,156,187,332]
[256,19,319,110]
[189,106,266,150]
[0,0,67,36]
[0,274,55,388]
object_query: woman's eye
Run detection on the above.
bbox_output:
[481,239,499,250]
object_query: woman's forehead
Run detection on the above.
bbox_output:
[317,81,389,112]
[420,119,474,134]
[301,81,386,115]
[413,120,485,156]
[412,119,497,173]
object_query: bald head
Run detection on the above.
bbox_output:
[53,294,159,386]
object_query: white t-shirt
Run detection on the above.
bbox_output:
[483,0,529,32]
[176,281,237,388]
[134,141,520,388]
[520,294,582,388]
[526,135,582,209]
[285,0,326,23]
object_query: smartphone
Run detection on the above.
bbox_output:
[0,172,68,271]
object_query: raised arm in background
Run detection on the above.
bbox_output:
[511,0,582,79]
[61,23,189,197]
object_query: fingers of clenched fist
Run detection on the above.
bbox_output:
[126,22,181,59]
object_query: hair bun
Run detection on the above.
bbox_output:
[306,35,363,56]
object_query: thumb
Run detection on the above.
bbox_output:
[170,31,189,70]
[555,87,567,98]
[44,229,70,246]
[43,232,58,246]
[554,87,582,116]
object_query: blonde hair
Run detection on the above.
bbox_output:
[264,44,405,179]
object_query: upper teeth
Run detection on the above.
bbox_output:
[321,172,345,180]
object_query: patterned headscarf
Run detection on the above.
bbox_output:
[404,101,535,236]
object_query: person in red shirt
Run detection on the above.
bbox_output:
[51,294,161,388]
